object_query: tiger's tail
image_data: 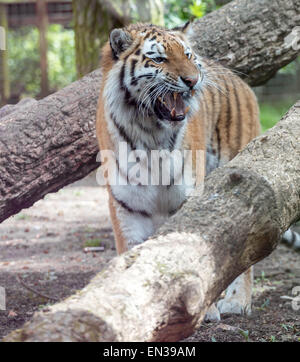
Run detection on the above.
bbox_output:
[282,227,300,252]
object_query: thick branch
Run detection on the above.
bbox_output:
[190,0,300,86]
[0,70,101,223]
[0,0,299,222]
[3,102,300,342]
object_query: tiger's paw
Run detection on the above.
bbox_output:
[204,303,221,322]
[217,297,251,316]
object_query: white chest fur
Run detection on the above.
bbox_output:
[102,66,196,245]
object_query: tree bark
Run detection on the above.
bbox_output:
[0,71,101,223]
[3,101,300,342]
[189,0,300,86]
[0,0,299,222]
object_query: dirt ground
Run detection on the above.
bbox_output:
[0,176,299,342]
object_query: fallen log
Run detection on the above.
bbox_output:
[3,101,299,342]
[1,0,299,223]
[0,70,101,223]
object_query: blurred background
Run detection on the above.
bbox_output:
[0,0,299,132]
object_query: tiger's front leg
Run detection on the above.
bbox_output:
[205,267,253,321]
[108,182,187,254]
[108,183,172,254]
[217,267,253,316]
[108,193,156,254]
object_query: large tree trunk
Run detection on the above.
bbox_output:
[72,0,164,78]
[0,0,299,222]
[189,0,300,86]
[3,102,300,342]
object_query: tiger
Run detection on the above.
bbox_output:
[282,227,300,252]
[96,22,298,321]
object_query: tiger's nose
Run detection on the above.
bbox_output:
[180,75,198,89]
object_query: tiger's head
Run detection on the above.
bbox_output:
[106,23,204,125]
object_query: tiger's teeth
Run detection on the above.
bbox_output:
[191,90,195,96]
[158,96,162,102]
[173,92,178,101]
[171,108,176,118]
[185,106,190,114]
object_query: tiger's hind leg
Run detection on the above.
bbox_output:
[217,267,253,316]
[204,303,221,322]
[206,225,300,320]
[204,268,253,321]
[208,227,300,320]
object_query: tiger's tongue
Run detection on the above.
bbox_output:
[164,92,185,119]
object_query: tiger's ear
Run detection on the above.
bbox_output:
[109,28,133,59]
[171,20,194,36]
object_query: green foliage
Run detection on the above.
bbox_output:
[7,24,76,99]
[47,24,76,91]
[164,0,218,27]
[238,329,250,342]
[8,27,40,97]
[189,0,206,18]
[279,56,300,75]
[259,101,295,133]
[83,239,102,247]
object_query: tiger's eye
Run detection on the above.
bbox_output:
[152,57,165,64]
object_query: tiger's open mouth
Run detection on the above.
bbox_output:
[154,91,193,122]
